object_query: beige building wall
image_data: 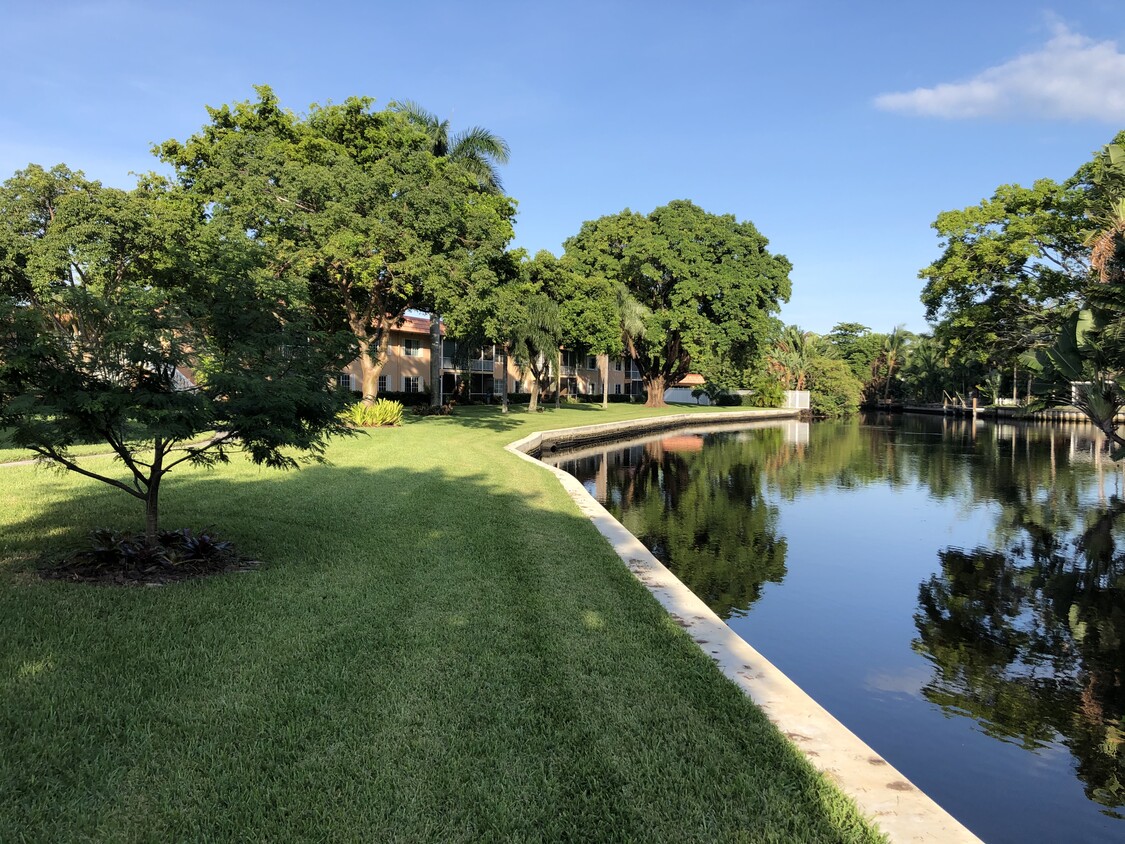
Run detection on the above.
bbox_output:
[336,316,654,399]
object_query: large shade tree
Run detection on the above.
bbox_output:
[564,200,791,407]
[919,168,1093,387]
[157,87,515,405]
[0,164,354,543]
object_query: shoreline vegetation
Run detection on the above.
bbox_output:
[1,404,885,842]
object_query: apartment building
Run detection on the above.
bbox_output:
[335,314,655,400]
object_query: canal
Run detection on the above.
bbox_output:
[546,413,1125,844]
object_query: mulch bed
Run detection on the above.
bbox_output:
[38,528,261,586]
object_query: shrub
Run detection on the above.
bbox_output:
[807,357,863,417]
[374,390,431,407]
[413,402,454,416]
[747,375,786,408]
[342,399,404,427]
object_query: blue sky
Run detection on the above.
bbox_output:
[3,1,1123,334]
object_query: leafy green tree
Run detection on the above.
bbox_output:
[0,165,353,544]
[157,87,515,405]
[919,175,1089,377]
[825,322,881,383]
[563,200,791,407]
[806,356,863,417]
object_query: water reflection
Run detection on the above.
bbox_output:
[547,414,1125,828]
[915,517,1125,814]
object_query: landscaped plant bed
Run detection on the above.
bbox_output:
[39,527,260,586]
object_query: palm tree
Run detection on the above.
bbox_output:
[881,325,910,401]
[767,326,821,391]
[395,100,512,406]
[604,284,649,407]
[393,100,511,192]
[511,294,562,413]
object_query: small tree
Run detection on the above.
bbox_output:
[0,166,354,544]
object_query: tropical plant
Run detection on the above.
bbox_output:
[393,99,511,193]
[342,399,404,427]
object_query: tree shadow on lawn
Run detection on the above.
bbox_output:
[430,402,622,434]
[0,460,880,843]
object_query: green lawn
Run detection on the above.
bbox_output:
[0,403,883,843]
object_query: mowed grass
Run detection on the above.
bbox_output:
[0,403,884,843]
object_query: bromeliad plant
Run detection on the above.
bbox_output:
[341,398,404,427]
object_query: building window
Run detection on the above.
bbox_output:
[586,355,598,370]
[377,375,387,392]
[404,337,423,357]
[613,358,623,372]
[336,372,354,390]
[614,383,622,395]
[404,376,421,393]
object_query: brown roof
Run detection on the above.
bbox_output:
[393,315,444,336]
[674,373,706,387]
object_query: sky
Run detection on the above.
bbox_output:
[2,0,1124,335]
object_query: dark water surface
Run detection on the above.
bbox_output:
[546,414,1125,844]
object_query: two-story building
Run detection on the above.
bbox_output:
[335,314,655,401]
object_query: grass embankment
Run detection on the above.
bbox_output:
[0,403,883,843]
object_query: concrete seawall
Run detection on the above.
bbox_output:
[507,410,982,844]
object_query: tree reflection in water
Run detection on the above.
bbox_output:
[914,508,1125,814]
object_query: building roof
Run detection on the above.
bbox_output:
[394,314,444,336]
[673,373,706,387]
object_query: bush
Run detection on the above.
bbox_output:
[714,393,743,406]
[747,375,786,408]
[374,390,431,407]
[413,402,454,417]
[342,399,404,427]
[807,357,862,417]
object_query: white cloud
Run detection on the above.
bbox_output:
[874,25,1125,121]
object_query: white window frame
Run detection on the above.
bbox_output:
[377,375,387,392]
[614,383,622,395]
[336,372,354,390]
[404,337,423,357]
[404,376,421,393]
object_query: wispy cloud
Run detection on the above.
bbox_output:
[874,25,1125,121]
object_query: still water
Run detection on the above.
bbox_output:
[546,413,1125,844]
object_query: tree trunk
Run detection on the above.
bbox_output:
[644,374,667,408]
[529,376,540,412]
[430,313,442,407]
[144,444,163,546]
[357,334,389,406]
[601,354,609,408]
[500,344,510,414]
[1012,362,1018,403]
[555,348,561,410]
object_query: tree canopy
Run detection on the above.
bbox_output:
[0,164,354,542]
[563,200,791,406]
[157,86,516,404]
